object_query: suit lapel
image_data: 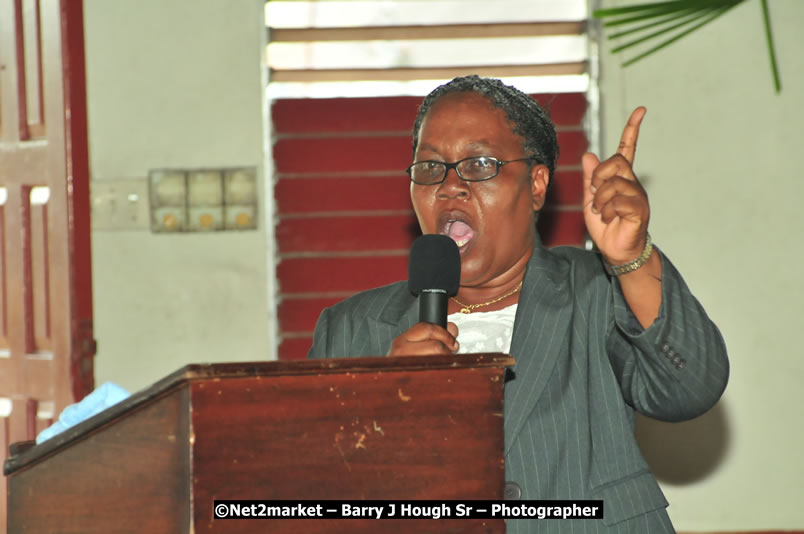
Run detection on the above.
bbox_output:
[367,285,418,355]
[504,241,572,454]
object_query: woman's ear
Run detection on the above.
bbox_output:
[530,165,550,211]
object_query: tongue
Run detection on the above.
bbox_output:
[448,221,474,241]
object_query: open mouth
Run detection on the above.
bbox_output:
[439,213,476,252]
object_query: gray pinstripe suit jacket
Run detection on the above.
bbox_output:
[308,240,729,533]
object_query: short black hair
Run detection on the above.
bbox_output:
[412,75,559,179]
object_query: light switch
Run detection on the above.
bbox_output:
[92,179,150,231]
[150,170,186,207]
[224,168,257,204]
[188,171,223,206]
[148,166,257,233]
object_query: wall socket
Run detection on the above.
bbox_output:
[91,178,150,231]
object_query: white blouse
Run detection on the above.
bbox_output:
[448,303,518,354]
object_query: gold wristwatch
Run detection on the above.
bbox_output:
[603,233,653,276]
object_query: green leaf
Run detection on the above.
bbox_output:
[593,0,735,19]
[608,8,709,40]
[595,0,780,94]
[620,4,737,66]
[601,5,710,28]
[593,0,713,18]
[760,0,782,93]
[611,9,718,53]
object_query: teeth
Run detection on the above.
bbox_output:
[455,237,470,247]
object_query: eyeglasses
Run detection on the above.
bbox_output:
[406,156,538,185]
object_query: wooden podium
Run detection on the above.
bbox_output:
[4,354,513,533]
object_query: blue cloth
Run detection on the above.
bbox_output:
[36,382,130,444]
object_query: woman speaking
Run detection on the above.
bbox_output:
[308,75,729,533]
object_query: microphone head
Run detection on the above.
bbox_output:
[408,234,461,297]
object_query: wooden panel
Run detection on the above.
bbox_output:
[19,185,35,353]
[279,296,345,333]
[30,198,50,351]
[271,22,585,42]
[21,0,44,136]
[276,175,412,214]
[0,12,95,530]
[7,358,508,533]
[12,0,28,139]
[190,366,505,532]
[0,204,7,347]
[272,93,585,135]
[0,416,8,529]
[274,136,411,174]
[274,131,585,174]
[277,214,419,254]
[278,256,408,294]
[24,398,36,439]
[7,387,191,533]
[62,0,95,400]
[273,97,421,134]
[8,399,29,445]
[271,62,586,83]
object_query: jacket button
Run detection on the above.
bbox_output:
[504,481,522,500]
[661,343,670,353]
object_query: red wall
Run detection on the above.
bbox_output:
[272,93,588,359]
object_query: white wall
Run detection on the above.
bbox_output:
[84,0,274,394]
[598,0,804,530]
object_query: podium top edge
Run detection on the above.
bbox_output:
[4,354,513,475]
[176,353,515,380]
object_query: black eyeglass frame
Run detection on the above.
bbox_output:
[405,156,540,185]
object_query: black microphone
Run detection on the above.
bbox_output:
[408,235,461,328]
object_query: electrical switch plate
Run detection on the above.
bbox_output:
[188,170,223,206]
[91,178,150,231]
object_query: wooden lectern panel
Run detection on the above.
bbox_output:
[7,388,191,532]
[5,354,511,533]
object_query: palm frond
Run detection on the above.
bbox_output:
[593,0,727,18]
[610,9,719,54]
[593,0,781,93]
[760,0,781,92]
[598,2,723,28]
[607,8,704,40]
[620,5,735,66]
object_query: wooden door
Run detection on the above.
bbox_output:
[0,0,94,527]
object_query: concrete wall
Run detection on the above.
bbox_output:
[598,0,804,530]
[84,0,274,394]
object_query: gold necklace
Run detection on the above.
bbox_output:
[450,281,523,314]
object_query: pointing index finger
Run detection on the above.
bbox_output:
[617,106,647,165]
